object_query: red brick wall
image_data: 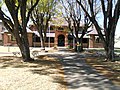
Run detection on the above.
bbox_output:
[3,33,33,47]
[55,30,68,47]
[89,35,103,48]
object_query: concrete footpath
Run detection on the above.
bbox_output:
[51,48,120,90]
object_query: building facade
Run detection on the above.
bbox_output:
[0,17,104,48]
[1,24,103,48]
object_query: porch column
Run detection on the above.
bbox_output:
[28,33,33,47]
[54,31,58,47]
[65,33,68,47]
[89,35,95,48]
[3,33,9,46]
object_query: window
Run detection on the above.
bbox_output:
[50,26,54,30]
[33,34,40,42]
[45,37,49,43]
[34,37,40,42]
[50,37,54,43]
[45,37,54,43]
[58,27,64,30]
[95,37,102,43]
[82,38,88,43]
[11,35,16,41]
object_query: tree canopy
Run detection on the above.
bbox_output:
[60,0,92,52]
[76,0,120,61]
[0,0,39,61]
[30,0,58,49]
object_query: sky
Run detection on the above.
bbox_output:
[0,1,120,38]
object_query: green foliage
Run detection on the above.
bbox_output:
[0,0,3,7]
[0,0,39,61]
[37,0,58,15]
[31,0,59,26]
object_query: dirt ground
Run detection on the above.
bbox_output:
[0,46,120,89]
[0,56,66,90]
[84,50,120,86]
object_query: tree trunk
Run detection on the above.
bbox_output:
[40,35,45,50]
[79,29,86,52]
[91,20,115,61]
[105,43,115,61]
[15,38,33,62]
[39,30,46,50]
[75,38,83,52]
[77,42,83,52]
[79,38,84,52]
[104,29,115,61]
[41,37,45,50]
[19,43,33,62]
[0,0,39,62]
[76,0,120,61]
[14,27,33,62]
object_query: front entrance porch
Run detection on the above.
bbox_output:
[58,35,65,46]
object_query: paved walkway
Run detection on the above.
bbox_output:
[50,48,120,90]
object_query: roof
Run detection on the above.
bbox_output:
[87,26,104,35]
[33,31,55,37]
[68,33,90,38]
[26,27,33,33]
[1,27,33,33]
[0,29,8,34]
[33,31,40,37]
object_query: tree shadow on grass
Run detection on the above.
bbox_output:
[0,55,67,88]
[29,57,67,87]
[0,55,60,68]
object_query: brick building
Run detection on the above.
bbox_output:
[1,17,104,48]
[1,27,33,46]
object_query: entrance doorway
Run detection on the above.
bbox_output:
[58,35,65,46]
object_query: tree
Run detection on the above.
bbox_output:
[61,0,91,52]
[30,0,58,49]
[0,0,39,62]
[77,0,120,61]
